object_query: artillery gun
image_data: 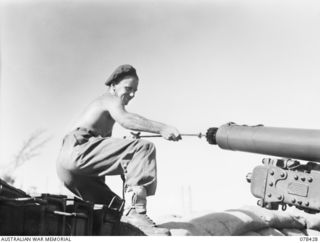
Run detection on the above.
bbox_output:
[206,122,320,214]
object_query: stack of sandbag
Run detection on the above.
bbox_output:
[286,209,320,236]
[226,206,307,236]
[160,205,320,236]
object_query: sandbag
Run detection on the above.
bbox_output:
[190,210,268,236]
[280,228,307,236]
[257,227,285,236]
[241,231,261,236]
[306,229,320,236]
[297,213,320,231]
[159,221,209,236]
[229,206,306,229]
[169,229,192,236]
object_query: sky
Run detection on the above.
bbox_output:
[1,0,320,218]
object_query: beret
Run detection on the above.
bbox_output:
[105,64,138,86]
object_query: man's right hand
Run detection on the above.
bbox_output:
[160,126,182,141]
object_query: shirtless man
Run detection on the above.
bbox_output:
[56,64,181,235]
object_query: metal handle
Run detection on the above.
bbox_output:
[125,132,204,139]
[108,196,125,212]
[53,210,88,219]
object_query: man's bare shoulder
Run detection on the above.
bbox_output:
[71,93,118,134]
[91,93,120,110]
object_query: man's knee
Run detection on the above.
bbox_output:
[136,139,156,152]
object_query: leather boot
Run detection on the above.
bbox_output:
[121,186,170,236]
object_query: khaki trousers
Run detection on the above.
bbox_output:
[56,127,157,204]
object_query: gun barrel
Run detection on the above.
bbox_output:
[208,123,320,162]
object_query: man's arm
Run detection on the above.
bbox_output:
[106,97,181,141]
